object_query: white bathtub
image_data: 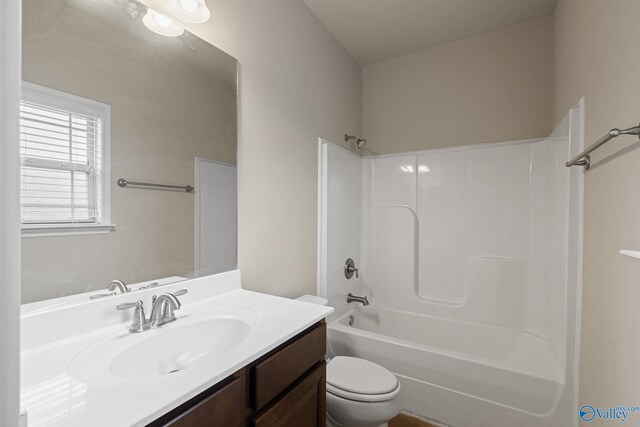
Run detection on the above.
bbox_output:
[328,305,566,426]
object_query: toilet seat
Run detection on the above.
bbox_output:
[327,382,401,402]
[327,356,400,403]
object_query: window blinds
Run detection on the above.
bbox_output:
[19,92,105,224]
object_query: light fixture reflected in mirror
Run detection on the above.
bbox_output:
[169,0,211,23]
[399,164,430,173]
[400,165,414,173]
[142,8,184,37]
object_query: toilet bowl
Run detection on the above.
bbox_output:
[326,356,401,427]
[294,295,401,426]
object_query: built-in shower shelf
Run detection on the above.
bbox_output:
[619,250,640,260]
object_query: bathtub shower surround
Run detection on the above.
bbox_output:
[318,102,584,427]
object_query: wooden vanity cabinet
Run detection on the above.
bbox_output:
[161,374,246,427]
[149,321,327,427]
[253,362,326,427]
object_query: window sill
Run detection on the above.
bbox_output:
[21,224,115,238]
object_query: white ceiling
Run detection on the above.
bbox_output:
[303,0,557,65]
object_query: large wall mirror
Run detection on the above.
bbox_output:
[21,0,238,304]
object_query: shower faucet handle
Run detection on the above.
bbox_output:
[345,258,359,279]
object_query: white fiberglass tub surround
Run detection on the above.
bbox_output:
[331,306,560,416]
[318,103,583,427]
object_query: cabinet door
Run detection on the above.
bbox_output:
[253,362,326,427]
[162,376,245,427]
[252,322,326,411]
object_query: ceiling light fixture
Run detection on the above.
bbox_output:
[142,8,184,37]
[169,0,211,23]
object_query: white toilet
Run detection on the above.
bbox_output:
[295,295,401,427]
[326,356,401,427]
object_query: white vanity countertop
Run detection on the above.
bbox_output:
[20,271,333,427]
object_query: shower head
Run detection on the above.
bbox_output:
[344,134,367,149]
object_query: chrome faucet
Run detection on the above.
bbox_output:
[116,289,187,333]
[90,279,131,300]
[149,291,184,327]
[347,293,369,306]
[108,280,130,293]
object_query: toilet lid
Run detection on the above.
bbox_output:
[327,356,398,395]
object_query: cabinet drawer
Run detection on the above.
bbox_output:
[252,322,326,411]
[162,375,244,427]
[253,361,326,427]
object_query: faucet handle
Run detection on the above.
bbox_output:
[152,289,187,305]
[116,301,142,310]
[116,300,148,333]
[345,258,359,279]
[138,282,160,290]
[90,292,116,300]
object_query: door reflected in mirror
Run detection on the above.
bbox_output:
[21,0,238,304]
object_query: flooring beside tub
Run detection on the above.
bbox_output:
[390,413,448,427]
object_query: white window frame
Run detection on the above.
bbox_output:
[20,82,113,237]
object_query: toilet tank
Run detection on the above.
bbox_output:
[295,294,333,357]
[295,295,329,306]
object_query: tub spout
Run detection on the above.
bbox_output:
[347,293,369,306]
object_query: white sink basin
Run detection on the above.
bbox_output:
[110,317,251,379]
[68,308,262,384]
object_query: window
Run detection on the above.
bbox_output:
[20,82,112,237]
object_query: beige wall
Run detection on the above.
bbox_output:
[21,0,237,302]
[180,0,362,297]
[553,0,640,421]
[362,16,553,154]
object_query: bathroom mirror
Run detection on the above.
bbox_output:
[21,0,238,304]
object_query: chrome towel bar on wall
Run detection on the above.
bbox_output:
[566,122,640,170]
[117,178,194,193]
